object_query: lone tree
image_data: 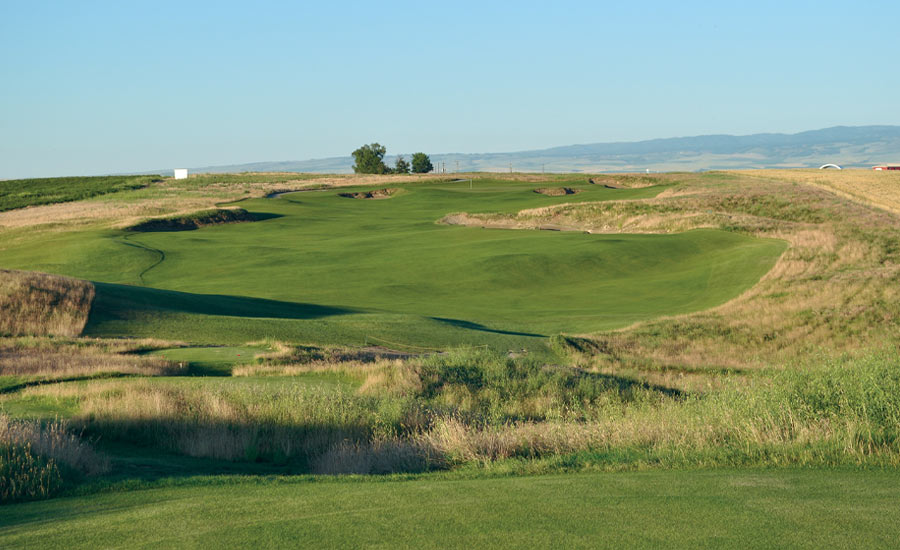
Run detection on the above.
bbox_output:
[352,143,389,174]
[411,152,433,174]
[394,155,410,174]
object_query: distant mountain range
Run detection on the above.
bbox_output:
[181,125,900,174]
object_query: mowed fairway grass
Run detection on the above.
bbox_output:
[2,470,898,549]
[0,179,785,349]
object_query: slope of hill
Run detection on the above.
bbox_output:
[183,125,900,174]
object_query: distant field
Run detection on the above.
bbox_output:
[0,175,160,212]
[741,168,900,215]
[0,178,784,350]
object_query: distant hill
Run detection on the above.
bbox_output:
[183,125,900,174]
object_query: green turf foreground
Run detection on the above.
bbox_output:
[1,470,897,549]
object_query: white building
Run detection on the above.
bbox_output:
[174,168,188,179]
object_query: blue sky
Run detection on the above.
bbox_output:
[1,0,898,178]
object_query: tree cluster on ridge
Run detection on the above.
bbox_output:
[351,143,433,174]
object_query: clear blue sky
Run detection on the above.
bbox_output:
[1,0,898,178]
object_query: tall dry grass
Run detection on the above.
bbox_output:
[0,270,94,337]
[0,415,108,475]
[0,341,181,381]
[32,379,419,465]
[20,347,898,475]
[1,414,108,503]
[319,351,900,473]
[740,169,900,215]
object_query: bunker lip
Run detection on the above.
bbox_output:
[338,188,399,200]
[126,208,259,232]
[534,187,580,196]
[588,178,624,189]
[266,187,334,199]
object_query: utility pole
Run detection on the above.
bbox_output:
[456,160,459,173]
[509,162,512,173]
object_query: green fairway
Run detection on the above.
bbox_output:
[0,179,785,348]
[1,469,897,549]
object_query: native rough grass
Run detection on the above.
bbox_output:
[742,168,900,215]
[317,350,900,472]
[16,347,900,475]
[0,270,95,337]
[1,414,108,503]
[0,338,182,382]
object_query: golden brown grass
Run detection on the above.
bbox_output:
[24,378,417,466]
[740,169,900,215]
[0,338,182,381]
[1,413,106,502]
[0,270,94,338]
[1,414,109,476]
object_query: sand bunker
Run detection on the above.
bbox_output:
[533,187,581,196]
[338,188,398,200]
[128,208,257,232]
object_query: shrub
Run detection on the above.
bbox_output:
[414,348,665,423]
[0,415,107,503]
[0,444,64,503]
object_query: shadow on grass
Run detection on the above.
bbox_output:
[0,373,134,395]
[580,370,684,399]
[86,282,355,327]
[127,211,284,232]
[80,417,385,479]
[181,361,234,377]
[430,317,545,338]
[60,370,686,484]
